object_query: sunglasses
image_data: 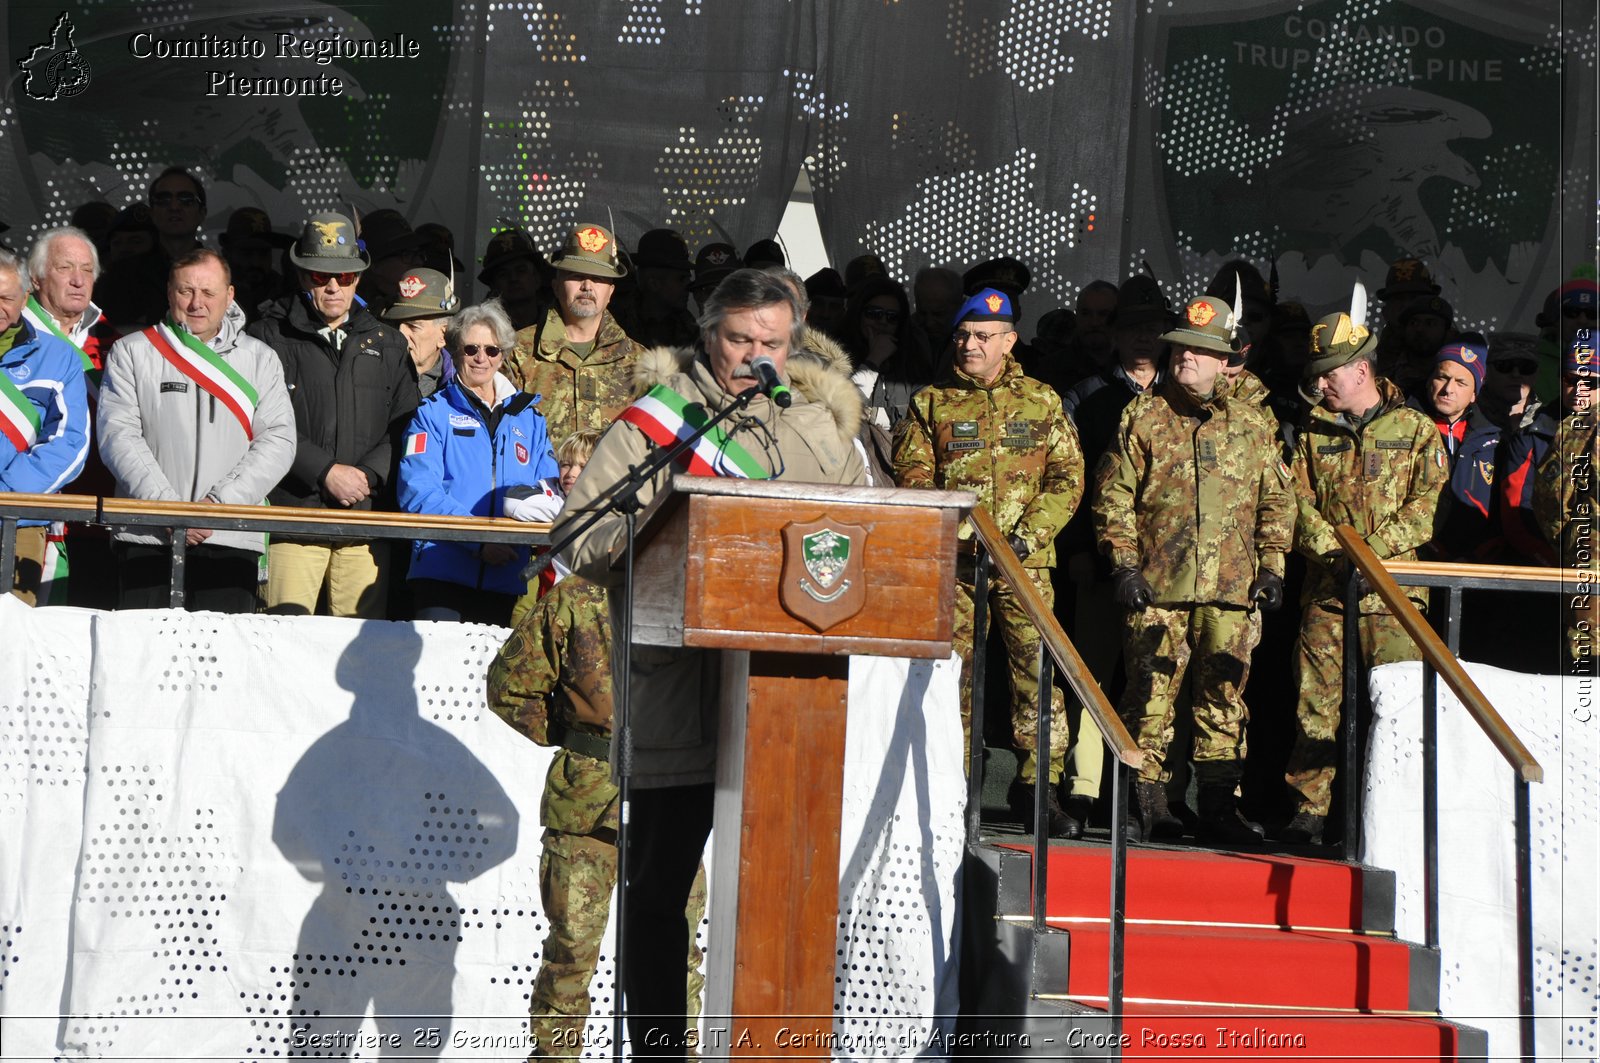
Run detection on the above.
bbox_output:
[307,271,359,287]
[150,191,201,207]
[460,344,504,358]
[862,306,902,323]
[953,328,1011,345]
[1492,358,1538,376]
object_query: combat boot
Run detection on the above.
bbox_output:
[1133,780,1184,842]
[1194,763,1265,846]
[1279,811,1326,845]
[1008,778,1077,839]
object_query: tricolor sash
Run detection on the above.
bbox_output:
[22,296,101,397]
[0,369,42,453]
[39,522,69,606]
[618,384,770,479]
[144,319,259,441]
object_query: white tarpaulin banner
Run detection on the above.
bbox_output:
[0,598,964,1061]
[1364,659,1598,1060]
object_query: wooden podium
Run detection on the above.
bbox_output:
[627,476,972,1056]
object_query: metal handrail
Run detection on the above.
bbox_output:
[1334,525,1544,1061]
[966,506,1139,1053]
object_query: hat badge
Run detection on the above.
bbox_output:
[1393,260,1418,281]
[313,220,343,248]
[1457,345,1478,363]
[576,226,609,254]
[490,232,514,252]
[984,293,1003,313]
[706,248,729,266]
[1187,300,1217,327]
[397,275,426,300]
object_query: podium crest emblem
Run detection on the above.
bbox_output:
[780,518,867,631]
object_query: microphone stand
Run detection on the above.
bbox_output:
[524,381,772,1062]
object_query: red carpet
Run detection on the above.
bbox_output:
[999,843,1477,1061]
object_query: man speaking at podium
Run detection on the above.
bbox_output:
[556,267,866,1058]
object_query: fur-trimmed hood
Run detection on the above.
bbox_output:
[631,336,863,440]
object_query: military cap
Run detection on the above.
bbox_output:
[552,222,627,280]
[844,253,888,291]
[962,256,1031,297]
[690,242,740,291]
[380,268,461,322]
[478,228,547,286]
[359,208,426,262]
[1377,257,1440,299]
[804,267,846,301]
[1205,260,1271,308]
[743,238,786,269]
[1398,295,1453,327]
[633,228,691,272]
[288,212,370,273]
[1304,312,1378,378]
[219,206,292,251]
[1160,296,1242,357]
[1112,275,1169,328]
[952,287,1016,327]
[1434,341,1486,392]
[1565,329,1599,378]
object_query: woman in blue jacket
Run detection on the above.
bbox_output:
[398,302,560,624]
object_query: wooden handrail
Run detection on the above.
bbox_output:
[968,507,1142,769]
[1335,525,1543,783]
[1385,559,1597,586]
[0,491,101,515]
[97,496,549,536]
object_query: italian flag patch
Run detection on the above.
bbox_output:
[405,432,427,456]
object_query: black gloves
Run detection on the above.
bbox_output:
[1111,567,1154,611]
[1248,571,1284,612]
[1333,556,1372,598]
[1007,534,1031,563]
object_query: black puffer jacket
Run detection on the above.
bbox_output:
[248,294,419,509]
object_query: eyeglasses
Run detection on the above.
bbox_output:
[862,307,902,324]
[1563,305,1597,319]
[1563,374,1596,388]
[460,344,504,358]
[953,328,1011,345]
[150,191,200,207]
[1492,358,1538,376]
[306,271,358,287]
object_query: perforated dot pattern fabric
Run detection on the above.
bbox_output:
[1365,660,1597,1059]
[0,605,963,1057]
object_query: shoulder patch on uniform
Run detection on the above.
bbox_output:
[1276,458,1292,483]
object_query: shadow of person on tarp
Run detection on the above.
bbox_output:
[271,620,517,1058]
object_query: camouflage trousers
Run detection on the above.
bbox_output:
[1119,604,1259,785]
[528,829,707,1060]
[954,566,1069,784]
[1285,602,1419,817]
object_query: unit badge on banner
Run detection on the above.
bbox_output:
[779,518,866,631]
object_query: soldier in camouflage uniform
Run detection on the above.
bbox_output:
[1281,307,1448,845]
[1532,330,1599,671]
[1094,294,1294,845]
[894,288,1086,837]
[487,432,706,1060]
[503,223,641,445]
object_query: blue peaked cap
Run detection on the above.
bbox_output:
[952,287,1016,328]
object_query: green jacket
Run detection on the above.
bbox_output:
[504,308,640,445]
[1291,377,1448,607]
[1093,375,1293,607]
[892,353,1083,567]
[486,577,618,834]
[1532,409,1597,568]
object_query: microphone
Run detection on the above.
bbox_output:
[751,355,793,407]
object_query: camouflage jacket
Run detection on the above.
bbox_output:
[486,576,619,834]
[893,353,1084,568]
[1291,377,1448,607]
[504,307,640,444]
[1532,409,1598,568]
[1093,375,1293,607]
